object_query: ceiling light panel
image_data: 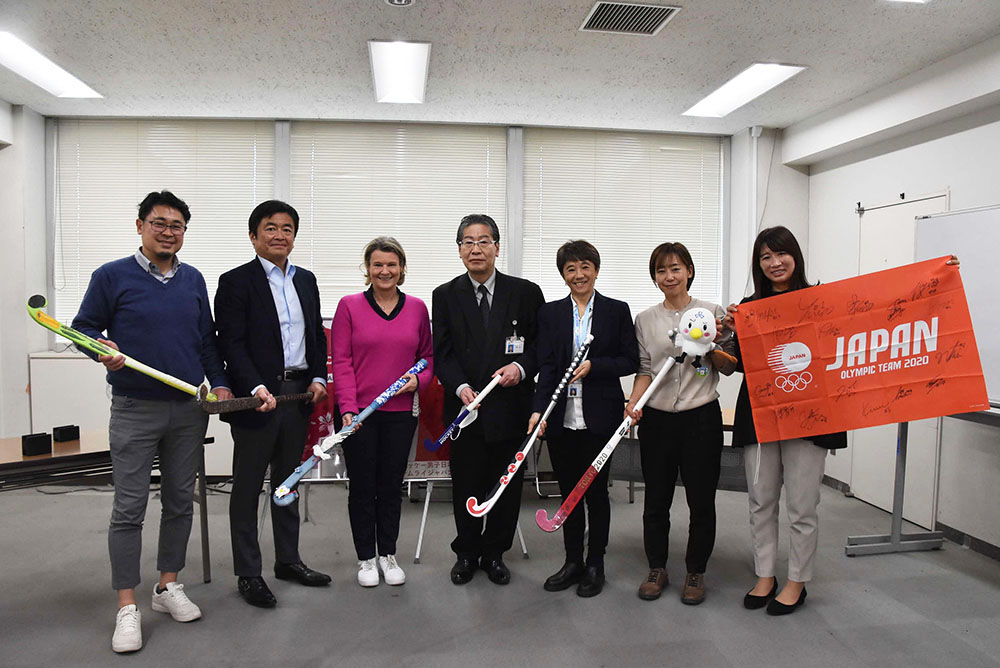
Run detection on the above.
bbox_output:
[368,40,431,104]
[0,32,101,98]
[683,63,805,118]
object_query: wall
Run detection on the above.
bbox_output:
[0,104,46,437]
[727,127,809,306]
[807,104,1000,543]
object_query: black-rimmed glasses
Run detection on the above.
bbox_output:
[145,219,187,234]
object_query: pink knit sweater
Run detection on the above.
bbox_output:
[331,291,434,415]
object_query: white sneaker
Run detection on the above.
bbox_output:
[151,582,202,622]
[112,604,142,653]
[378,554,406,586]
[357,558,380,587]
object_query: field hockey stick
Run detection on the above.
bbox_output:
[424,375,503,452]
[466,334,594,517]
[27,294,217,401]
[273,359,427,506]
[536,339,680,532]
[536,338,737,531]
[197,386,313,414]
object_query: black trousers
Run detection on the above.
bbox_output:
[638,400,723,574]
[342,410,416,560]
[546,429,611,567]
[449,420,525,560]
[229,379,308,578]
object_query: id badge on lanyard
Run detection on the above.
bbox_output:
[506,320,525,355]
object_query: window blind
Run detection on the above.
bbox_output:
[523,128,723,317]
[54,119,274,323]
[288,121,507,317]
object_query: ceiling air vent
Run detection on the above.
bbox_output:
[579,2,680,36]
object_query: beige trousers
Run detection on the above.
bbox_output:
[744,439,828,582]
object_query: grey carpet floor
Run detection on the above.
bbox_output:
[1,480,998,667]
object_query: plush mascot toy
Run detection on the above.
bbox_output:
[676,307,721,368]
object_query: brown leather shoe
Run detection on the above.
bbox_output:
[637,568,667,601]
[681,572,705,605]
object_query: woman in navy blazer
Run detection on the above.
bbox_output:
[529,240,639,597]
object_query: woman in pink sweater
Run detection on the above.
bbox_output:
[332,236,433,588]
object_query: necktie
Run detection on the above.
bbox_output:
[478,284,490,326]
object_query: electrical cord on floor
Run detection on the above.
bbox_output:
[32,479,235,496]
[34,485,116,495]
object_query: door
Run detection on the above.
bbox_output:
[850,194,947,529]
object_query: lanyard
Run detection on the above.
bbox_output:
[572,293,595,352]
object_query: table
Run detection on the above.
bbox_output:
[0,430,213,582]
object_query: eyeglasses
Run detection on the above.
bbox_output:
[145,219,187,234]
[459,239,496,251]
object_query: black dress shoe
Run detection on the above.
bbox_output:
[544,561,585,592]
[274,562,332,587]
[576,565,605,598]
[238,576,277,608]
[450,557,478,585]
[766,587,807,616]
[743,580,778,609]
[481,557,511,585]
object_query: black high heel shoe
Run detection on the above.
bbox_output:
[766,586,807,615]
[743,580,778,610]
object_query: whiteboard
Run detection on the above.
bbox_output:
[916,205,1000,405]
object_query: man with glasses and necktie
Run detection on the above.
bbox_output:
[432,214,544,586]
[72,190,232,653]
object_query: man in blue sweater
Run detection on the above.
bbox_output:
[72,190,232,654]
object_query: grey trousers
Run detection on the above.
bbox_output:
[744,438,828,582]
[108,395,209,590]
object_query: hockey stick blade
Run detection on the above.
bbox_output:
[425,375,502,453]
[465,443,531,516]
[535,460,605,532]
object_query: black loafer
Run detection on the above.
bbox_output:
[743,580,778,610]
[576,565,605,598]
[238,576,277,608]
[274,561,332,587]
[766,587,807,616]
[450,557,478,585]
[481,557,511,585]
[544,561,585,592]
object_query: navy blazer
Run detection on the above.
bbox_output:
[214,258,328,429]
[432,270,545,443]
[533,291,639,439]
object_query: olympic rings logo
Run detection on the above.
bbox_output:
[774,371,812,392]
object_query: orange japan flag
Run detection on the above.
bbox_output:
[735,257,989,443]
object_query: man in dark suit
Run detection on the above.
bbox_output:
[214,200,331,608]
[432,214,545,585]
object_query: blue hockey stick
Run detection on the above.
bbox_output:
[273,359,427,506]
[424,374,503,452]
